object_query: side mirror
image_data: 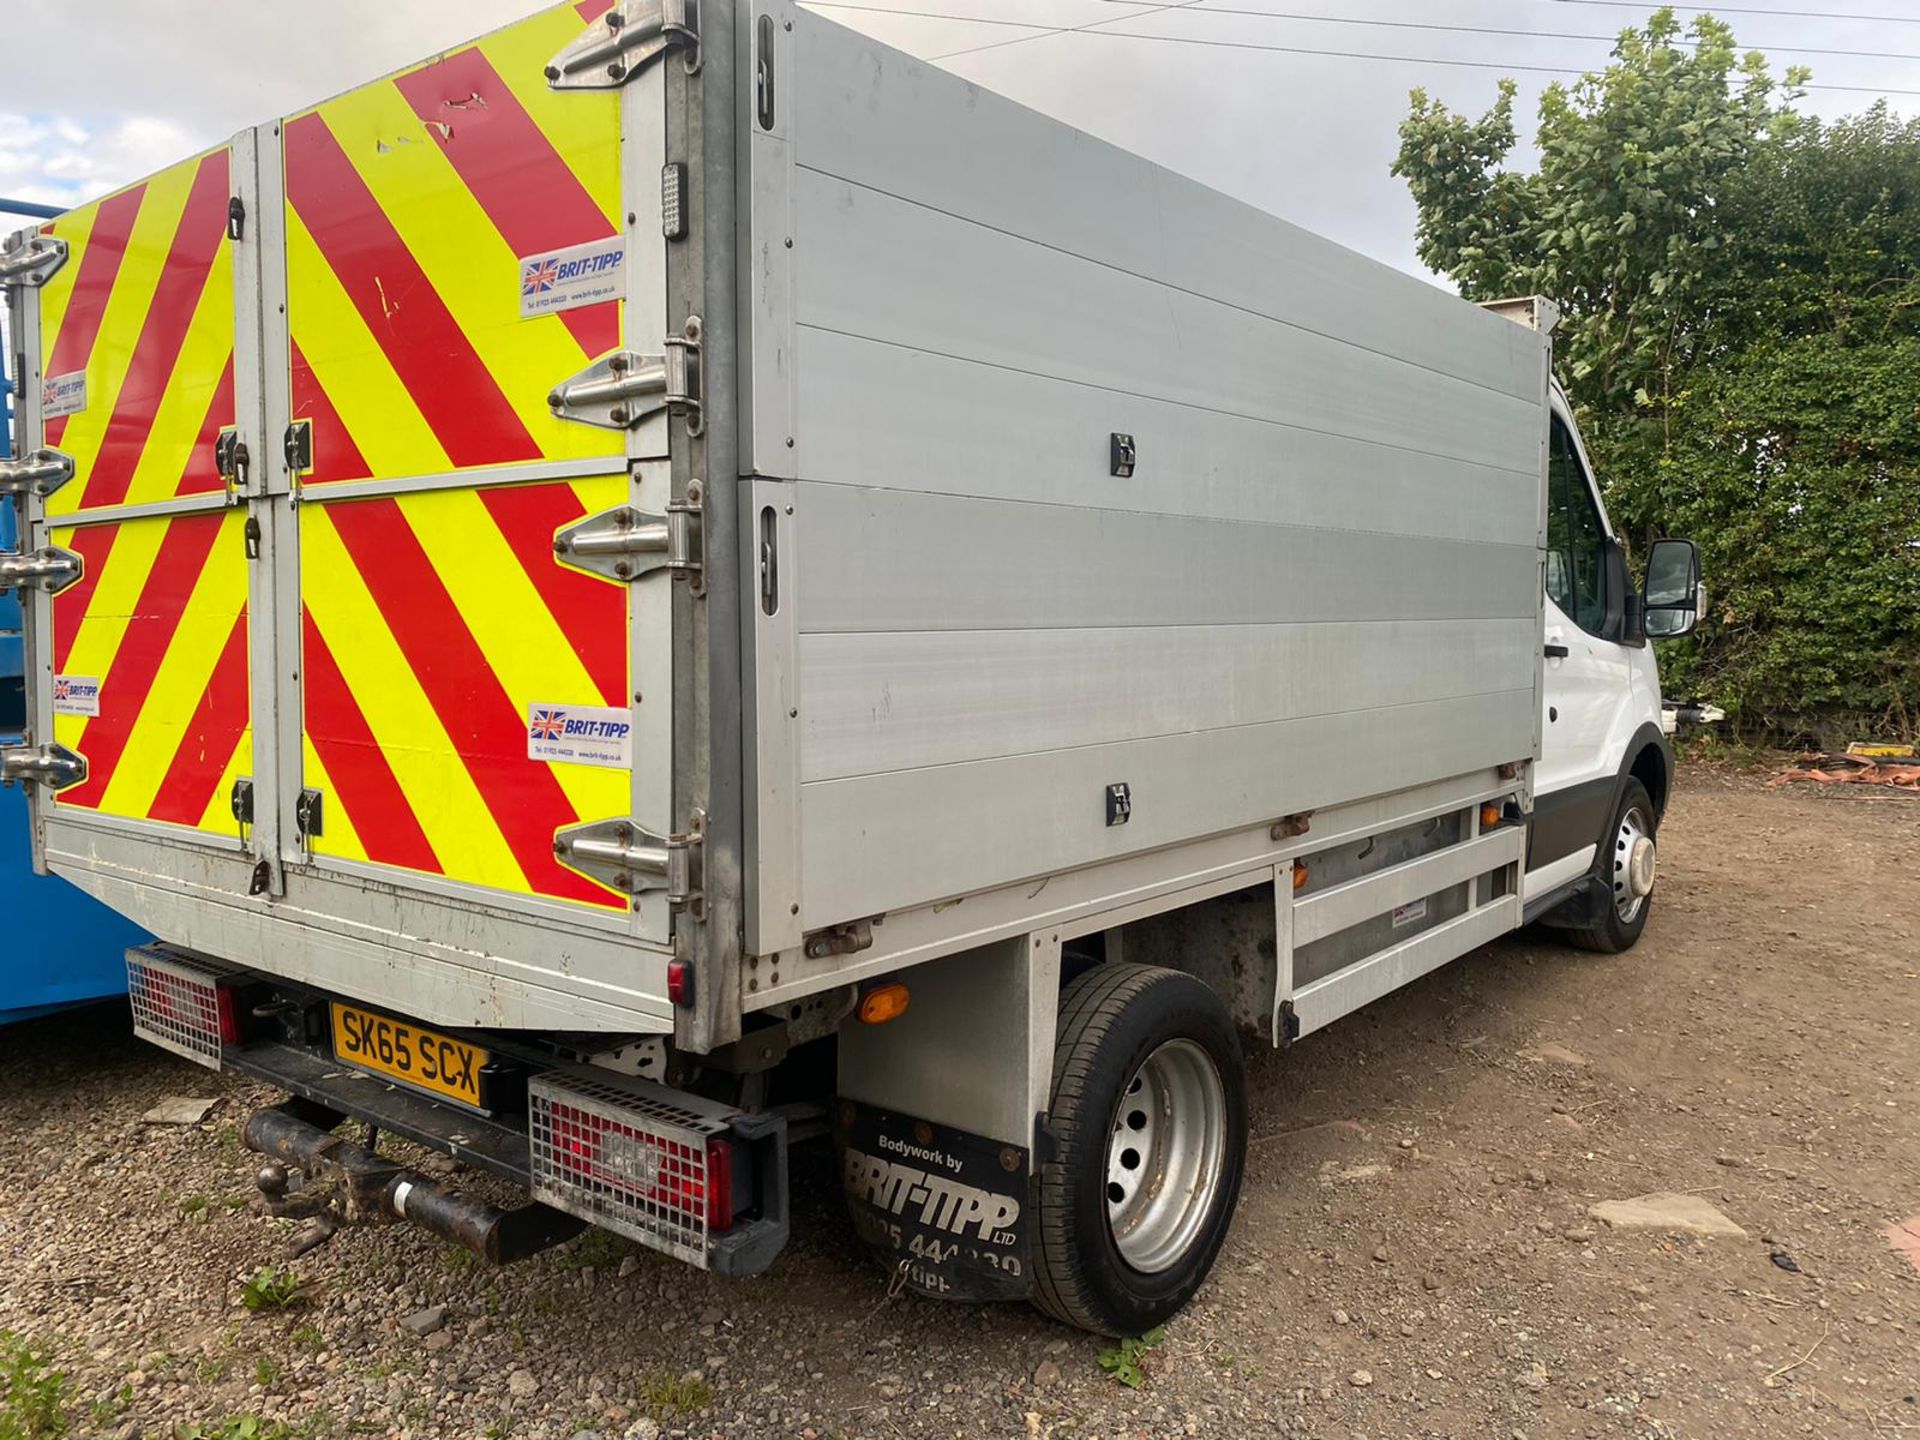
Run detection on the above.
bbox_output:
[1643,538,1703,638]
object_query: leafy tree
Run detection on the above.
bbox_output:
[1394,9,1920,741]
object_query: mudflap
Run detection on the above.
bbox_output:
[834,1100,1031,1303]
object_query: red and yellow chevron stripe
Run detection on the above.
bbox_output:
[284,3,626,488]
[49,510,252,833]
[36,147,236,518]
[300,474,630,910]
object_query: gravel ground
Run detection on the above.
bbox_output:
[2,765,1917,1439]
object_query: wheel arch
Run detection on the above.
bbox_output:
[1621,722,1673,824]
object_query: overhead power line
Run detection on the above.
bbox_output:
[1539,0,1920,22]
[930,0,1207,61]
[806,1,1920,92]
[1076,0,1920,62]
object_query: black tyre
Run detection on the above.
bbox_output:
[1031,964,1248,1334]
[1566,777,1658,954]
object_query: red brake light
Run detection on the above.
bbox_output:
[543,1102,735,1234]
[215,986,244,1046]
[704,1137,735,1232]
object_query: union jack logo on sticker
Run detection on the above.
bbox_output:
[527,702,631,770]
[42,369,86,419]
[52,674,102,717]
[521,257,561,296]
[517,236,626,320]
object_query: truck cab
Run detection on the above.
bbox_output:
[1527,379,1702,949]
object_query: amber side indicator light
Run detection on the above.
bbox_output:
[857,983,911,1024]
[1481,803,1504,829]
[1291,864,1309,891]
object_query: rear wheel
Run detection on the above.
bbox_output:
[1566,777,1658,954]
[1031,964,1247,1334]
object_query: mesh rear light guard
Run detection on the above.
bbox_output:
[126,947,236,1070]
[528,1070,738,1268]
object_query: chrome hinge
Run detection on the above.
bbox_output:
[548,321,703,435]
[552,480,704,591]
[553,811,704,913]
[0,231,68,287]
[1,741,86,791]
[545,0,699,89]
[0,449,75,498]
[0,545,83,596]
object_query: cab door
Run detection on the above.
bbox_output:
[1528,399,1635,898]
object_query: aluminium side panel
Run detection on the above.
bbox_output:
[738,0,803,957]
[754,10,1547,936]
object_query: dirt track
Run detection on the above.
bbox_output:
[3,765,1917,1439]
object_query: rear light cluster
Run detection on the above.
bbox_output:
[528,1070,740,1267]
[126,946,242,1069]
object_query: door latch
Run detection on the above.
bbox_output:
[244,516,262,561]
[230,777,255,826]
[295,788,324,840]
[283,420,313,478]
[227,196,246,242]
[216,428,251,497]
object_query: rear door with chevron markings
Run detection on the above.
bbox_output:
[279,1,666,926]
[23,1,672,940]
[35,143,254,841]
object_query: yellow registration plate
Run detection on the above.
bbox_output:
[330,1003,488,1109]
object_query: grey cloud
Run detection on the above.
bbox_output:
[5,0,1915,278]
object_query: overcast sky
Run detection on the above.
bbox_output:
[2,0,1916,283]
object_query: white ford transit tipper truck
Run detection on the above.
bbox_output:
[0,0,1702,1333]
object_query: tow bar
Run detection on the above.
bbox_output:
[243,1100,584,1263]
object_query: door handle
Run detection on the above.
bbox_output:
[1543,643,1570,659]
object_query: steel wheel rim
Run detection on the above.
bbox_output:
[1611,804,1655,924]
[1105,1038,1228,1274]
